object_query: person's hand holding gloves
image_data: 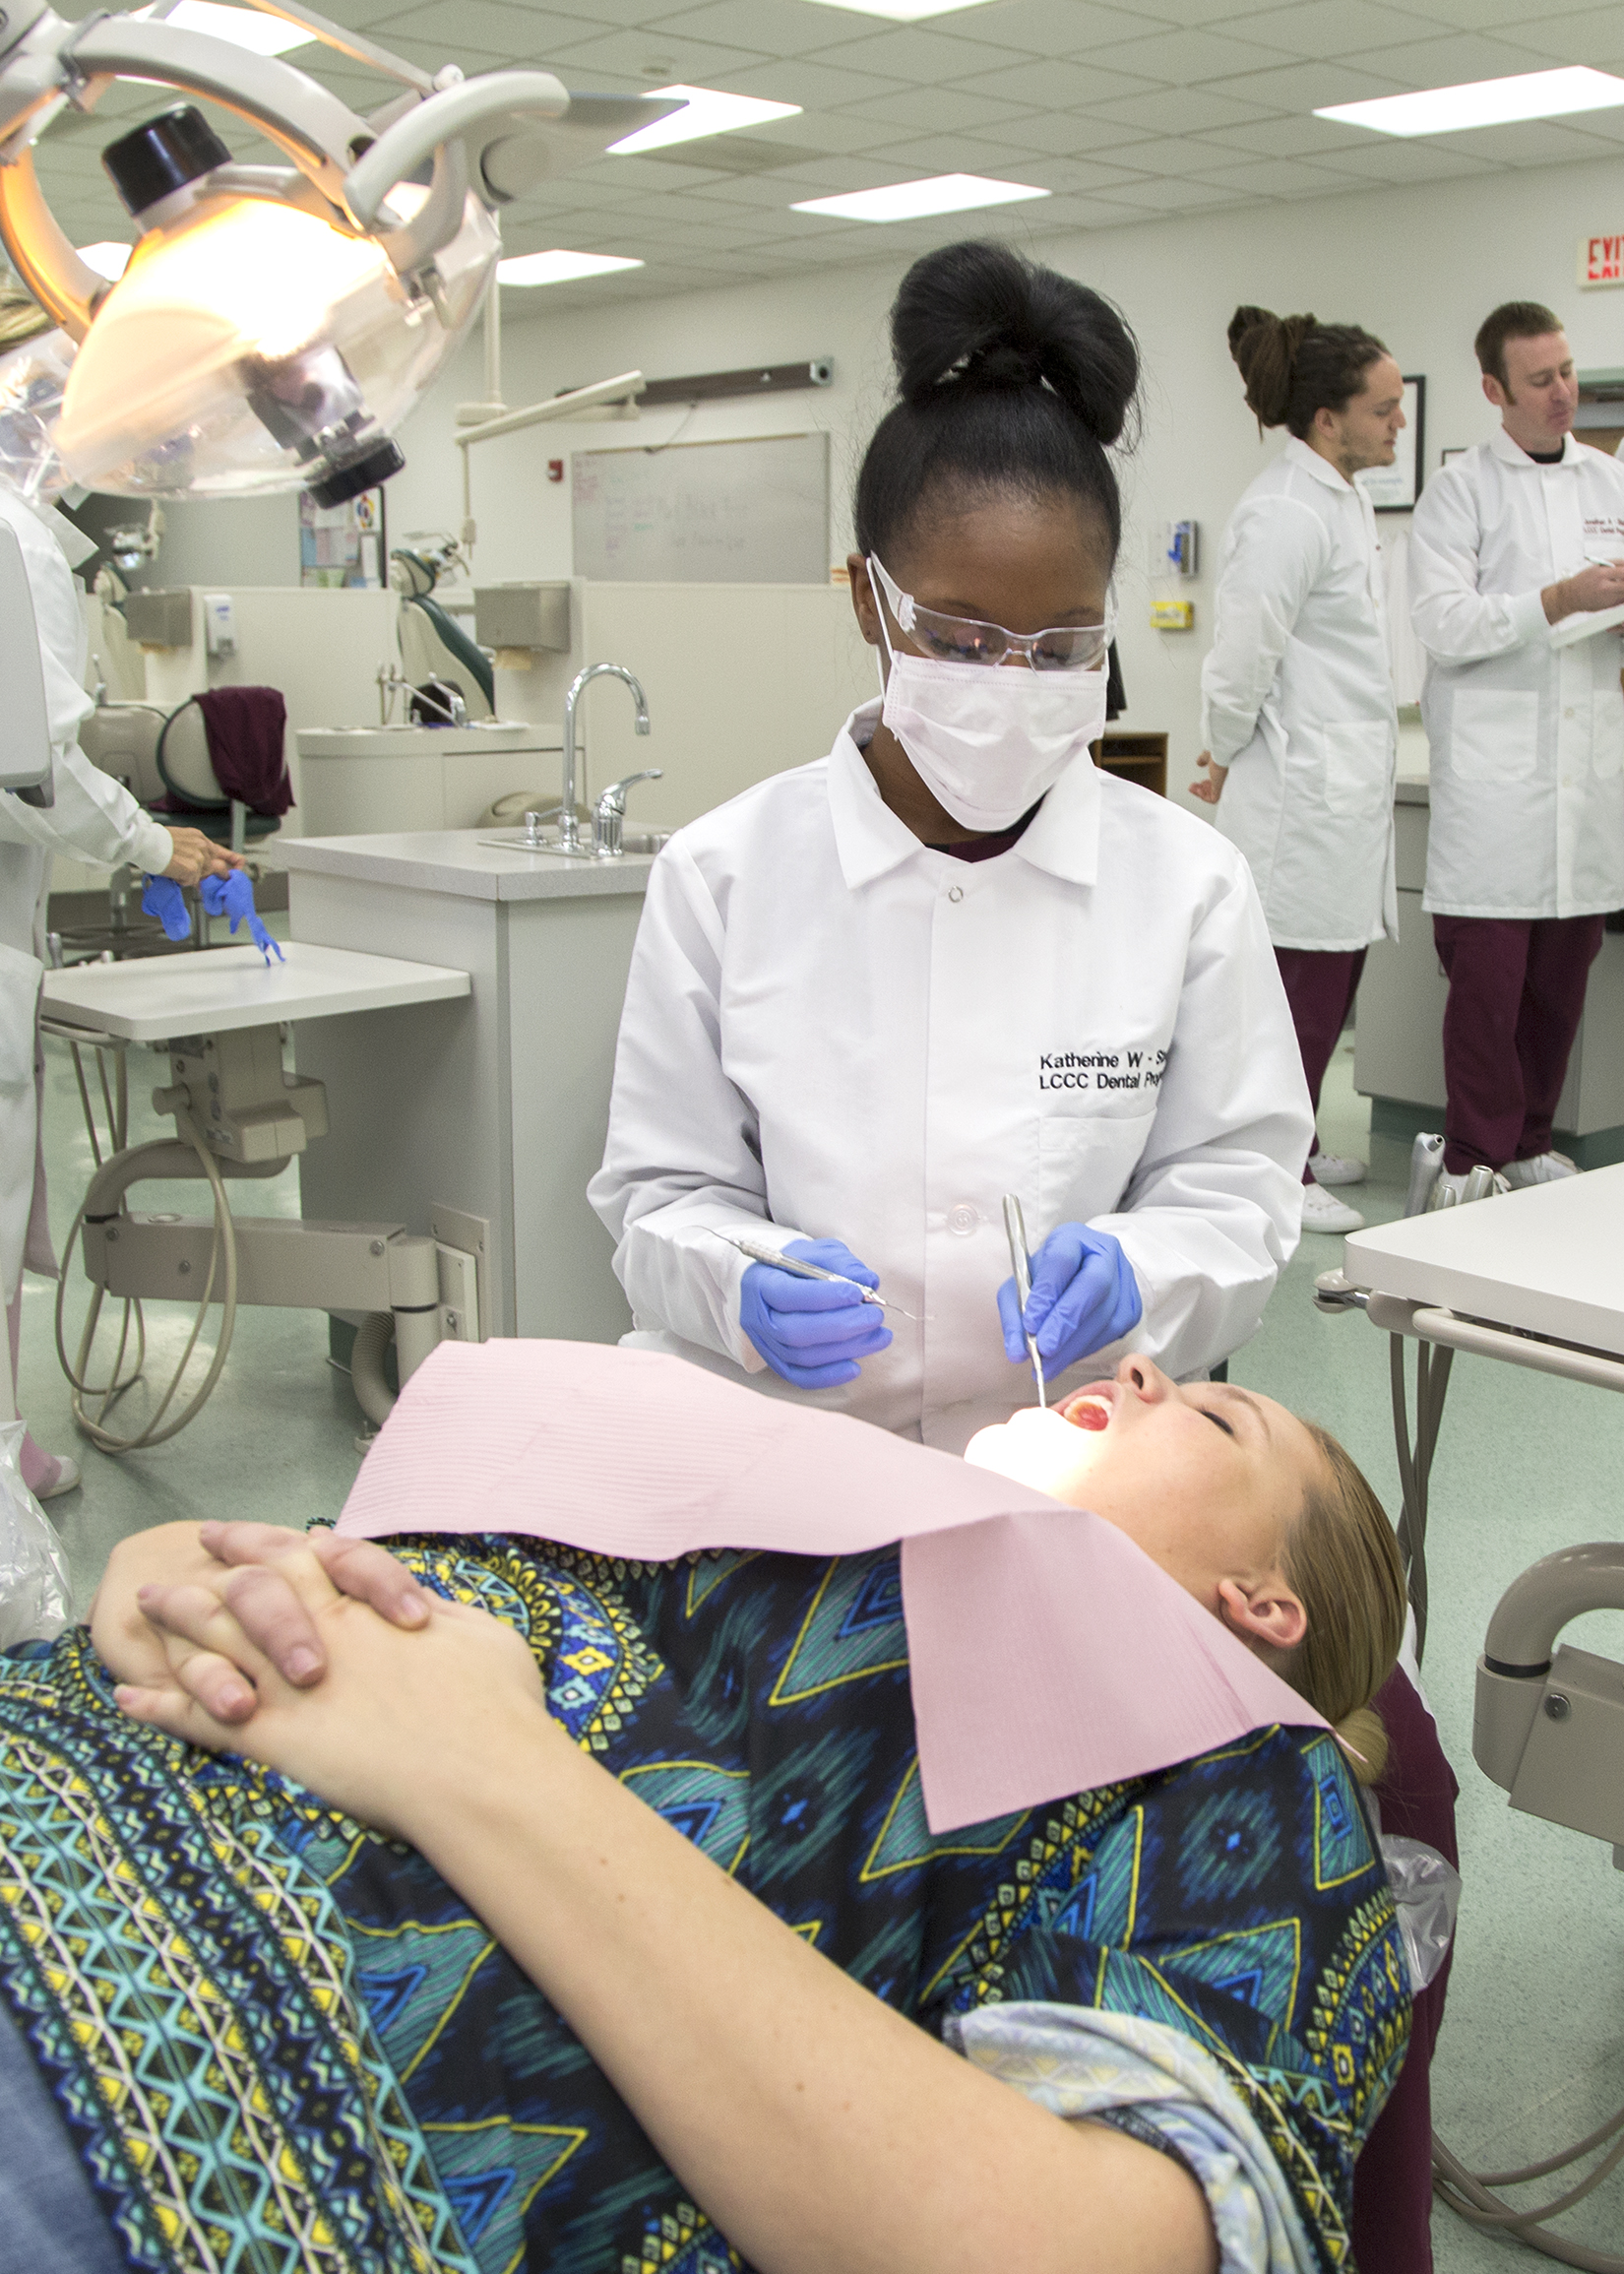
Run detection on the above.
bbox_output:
[998,1223,1142,1377]
[740,1237,892,1389]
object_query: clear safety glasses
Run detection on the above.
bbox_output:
[869,554,1115,672]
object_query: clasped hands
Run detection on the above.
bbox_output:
[740,1225,1141,1387]
[92,1521,549,1839]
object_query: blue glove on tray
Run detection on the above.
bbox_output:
[141,869,283,963]
[740,1236,892,1391]
[998,1222,1142,1376]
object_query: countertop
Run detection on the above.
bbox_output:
[42,941,469,1042]
[297,725,561,758]
[281,831,657,902]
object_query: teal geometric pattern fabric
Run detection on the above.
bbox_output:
[0,1536,1409,2274]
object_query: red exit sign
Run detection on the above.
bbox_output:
[1580,232,1624,286]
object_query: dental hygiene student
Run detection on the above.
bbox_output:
[591,241,1311,1452]
[1193,307,1405,1238]
[0,293,240,1502]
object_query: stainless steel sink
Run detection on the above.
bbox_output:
[618,827,672,855]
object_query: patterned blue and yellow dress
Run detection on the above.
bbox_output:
[0,1536,1409,2274]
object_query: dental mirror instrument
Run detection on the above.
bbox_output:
[713,1231,928,1321]
[1002,1193,1046,1408]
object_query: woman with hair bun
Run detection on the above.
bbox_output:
[593,241,1312,1448]
[1194,306,1407,1236]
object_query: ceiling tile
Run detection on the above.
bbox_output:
[1508,2,1624,59]
[782,24,1032,76]
[1222,1,1455,53]
[939,56,1160,101]
[1063,128,1238,166]
[959,107,1161,149]
[1193,111,1390,155]
[834,85,1043,125]
[1320,137,1501,180]
[706,56,913,105]
[923,0,1173,45]
[1190,151,1369,191]
[1421,114,1624,161]
[1078,85,1279,128]
[370,0,601,52]
[877,130,1035,166]
[1023,187,1167,223]
[647,0,877,54]
[535,25,771,77]
[1091,171,1255,204]
[1190,57,1418,103]
[1397,0,1616,25]
[1374,29,1586,81]
[1002,149,1167,186]
[1090,27,1299,80]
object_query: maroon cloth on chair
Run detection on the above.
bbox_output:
[1351,1667,1461,2274]
[1273,947,1367,1183]
[195,685,293,816]
[1431,914,1604,1174]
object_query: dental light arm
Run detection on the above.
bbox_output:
[1475,1542,1624,1859]
[0,0,678,499]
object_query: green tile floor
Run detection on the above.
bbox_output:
[14,1013,1624,2267]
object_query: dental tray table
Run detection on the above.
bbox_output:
[1340,1167,1624,1646]
[41,940,469,1042]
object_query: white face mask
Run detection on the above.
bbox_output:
[870,563,1109,833]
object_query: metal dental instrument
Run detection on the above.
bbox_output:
[713,1231,929,1321]
[1002,1193,1046,1409]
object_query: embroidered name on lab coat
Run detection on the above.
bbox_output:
[1038,1049,1167,1093]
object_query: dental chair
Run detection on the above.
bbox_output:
[1433,1547,1624,2266]
[155,696,283,855]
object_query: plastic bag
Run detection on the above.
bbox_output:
[0,1420,71,1650]
[0,325,75,507]
[1380,1832,1462,1992]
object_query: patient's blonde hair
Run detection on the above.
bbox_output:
[1274,1426,1406,1786]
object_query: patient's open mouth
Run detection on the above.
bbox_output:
[1058,1385,1114,1432]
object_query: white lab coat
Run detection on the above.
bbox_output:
[0,487,173,1301]
[1201,436,1399,953]
[588,705,1313,1453]
[1409,429,1624,919]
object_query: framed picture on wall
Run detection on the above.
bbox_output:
[1356,375,1425,512]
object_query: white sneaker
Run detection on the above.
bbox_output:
[1501,1152,1579,1188]
[33,1454,81,1501]
[1308,1150,1366,1187]
[1301,1181,1365,1233]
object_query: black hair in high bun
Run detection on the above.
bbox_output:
[854,240,1139,567]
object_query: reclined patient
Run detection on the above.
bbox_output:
[0,1351,1409,2274]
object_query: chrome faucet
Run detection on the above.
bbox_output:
[593,770,663,857]
[559,663,650,854]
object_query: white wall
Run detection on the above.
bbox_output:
[170,151,1624,811]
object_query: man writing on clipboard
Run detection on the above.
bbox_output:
[1409,300,1624,1204]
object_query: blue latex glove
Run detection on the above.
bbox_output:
[739,1236,893,1390]
[201,868,283,964]
[998,1222,1143,1375]
[140,874,193,941]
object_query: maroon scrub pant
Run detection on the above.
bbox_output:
[1273,949,1368,1183]
[1351,1666,1460,2274]
[1431,916,1605,1175]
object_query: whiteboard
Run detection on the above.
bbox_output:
[573,431,829,584]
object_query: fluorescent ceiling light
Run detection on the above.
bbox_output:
[498,249,645,286]
[608,85,801,156]
[133,2,315,54]
[796,0,1000,17]
[78,241,133,278]
[791,173,1049,222]
[1316,65,1624,137]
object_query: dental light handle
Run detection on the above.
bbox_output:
[1484,1541,1624,1674]
[1002,1193,1046,1409]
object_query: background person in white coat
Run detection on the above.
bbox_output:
[1192,308,1405,1238]
[1409,300,1624,1201]
[0,352,239,1502]
[590,241,1312,1454]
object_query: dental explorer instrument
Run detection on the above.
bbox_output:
[1002,1193,1046,1409]
[712,1231,928,1321]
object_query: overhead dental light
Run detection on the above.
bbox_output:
[0,0,678,502]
